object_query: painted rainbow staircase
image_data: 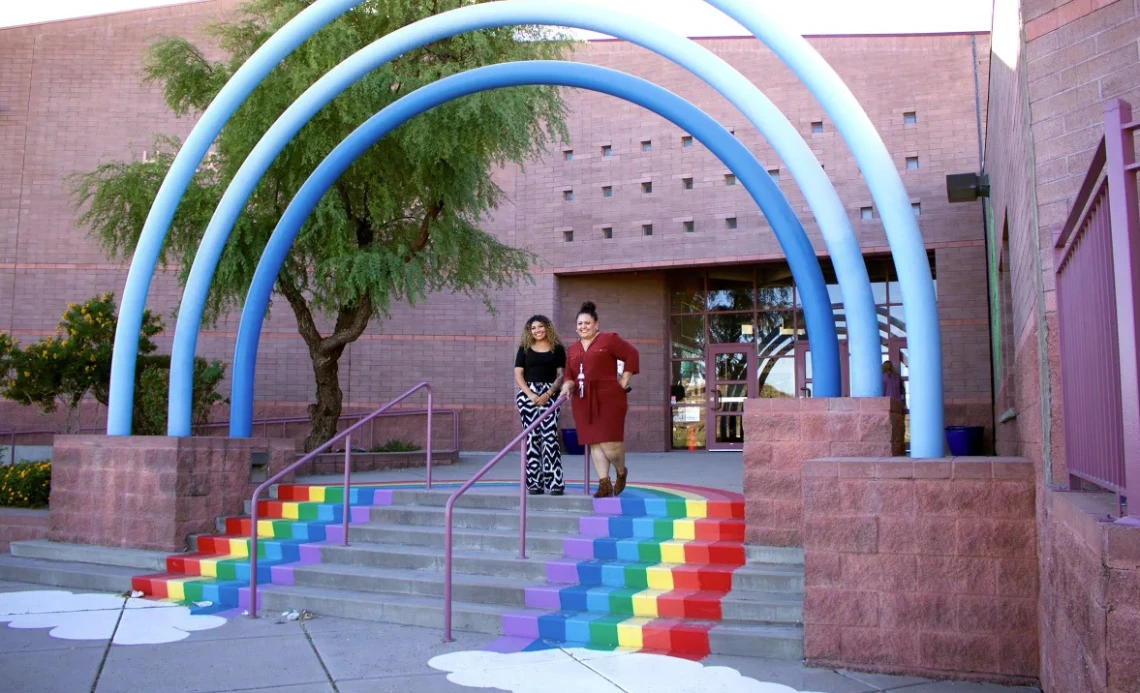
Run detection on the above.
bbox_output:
[116,480,805,659]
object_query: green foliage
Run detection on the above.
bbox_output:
[0,293,226,435]
[1,293,163,430]
[133,356,229,436]
[0,461,51,509]
[369,439,422,453]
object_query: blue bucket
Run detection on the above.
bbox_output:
[562,428,585,455]
[945,426,985,456]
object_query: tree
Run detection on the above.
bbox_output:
[70,0,571,450]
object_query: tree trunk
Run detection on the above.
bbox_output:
[305,344,346,452]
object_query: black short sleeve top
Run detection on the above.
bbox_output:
[514,345,567,384]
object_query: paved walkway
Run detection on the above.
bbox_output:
[0,579,1039,693]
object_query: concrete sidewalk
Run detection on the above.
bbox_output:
[0,579,1040,693]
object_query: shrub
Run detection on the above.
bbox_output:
[133,356,228,436]
[0,461,51,509]
[370,439,422,453]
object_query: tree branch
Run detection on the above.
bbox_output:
[409,201,444,258]
[277,272,323,352]
[320,294,373,352]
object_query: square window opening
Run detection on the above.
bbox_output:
[725,174,736,186]
[725,217,738,230]
[811,121,824,134]
[682,135,693,148]
[906,156,919,170]
[563,150,574,161]
[602,186,613,198]
[563,190,574,201]
[912,202,922,216]
[683,221,695,233]
[904,111,917,125]
[602,227,613,239]
[642,181,653,194]
[860,206,873,220]
[643,224,654,236]
[641,140,652,152]
[768,168,780,182]
[682,177,694,190]
[601,145,613,157]
[563,230,574,242]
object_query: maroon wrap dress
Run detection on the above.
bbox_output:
[564,332,640,444]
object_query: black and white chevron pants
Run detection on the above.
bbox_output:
[514,382,564,492]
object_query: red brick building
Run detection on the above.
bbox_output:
[0,1,993,452]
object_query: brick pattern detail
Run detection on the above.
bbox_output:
[742,398,903,547]
[801,456,1039,685]
[0,507,49,552]
[1039,490,1140,693]
[47,435,295,552]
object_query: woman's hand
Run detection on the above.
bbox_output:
[528,391,542,405]
[560,382,574,399]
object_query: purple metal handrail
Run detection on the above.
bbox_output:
[1054,99,1140,520]
[442,394,592,642]
[247,382,434,617]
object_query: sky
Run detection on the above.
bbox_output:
[1,0,994,34]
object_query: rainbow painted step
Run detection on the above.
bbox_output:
[131,486,394,609]
[495,483,749,659]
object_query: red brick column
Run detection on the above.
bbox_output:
[48,436,295,552]
[0,507,49,551]
[743,398,904,546]
[802,456,1038,685]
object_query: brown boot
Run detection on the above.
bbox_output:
[614,468,628,496]
[593,477,614,498]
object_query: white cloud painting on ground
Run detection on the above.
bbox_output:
[0,590,227,645]
[429,648,826,693]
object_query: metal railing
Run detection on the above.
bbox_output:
[442,393,591,642]
[247,382,435,617]
[1054,98,1140,519]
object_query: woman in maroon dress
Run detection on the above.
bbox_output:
[559,302,640,498]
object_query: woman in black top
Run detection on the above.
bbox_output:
[514,315,567,495]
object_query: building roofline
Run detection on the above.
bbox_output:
[586,31,990,43]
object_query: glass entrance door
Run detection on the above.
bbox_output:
[706,344,753,450]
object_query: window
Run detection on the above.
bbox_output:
[642,181,653,194]
[643,224,654,236]
[729,128,736,136]
[682,177,694,190]
[811,121,824,134]
[563,150,573,161]
[602,227,613,239]
[601,145,612,157]
[602,186,613,198]
[768,168,780,182]
[683,220,695,233]
[906,156,919,170]
[912,202,922,216]
[725,174,737,186]
[860,206,873,220]
[725,217,738,230]
[681,135,693,148]
[563,230,574,242]
[563,190,574,201]
[641,140,652,152]
[904,111,917,125]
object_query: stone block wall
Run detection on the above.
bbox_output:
[48,436,295,552]
[801,456,1039,685]
[743,397,903,547]
[0,508,49,552]
[1038,489,1140,693]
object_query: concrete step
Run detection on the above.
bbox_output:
[256,584,509,634]
[708,622,804,659]
[730,563,805,593]
[745,545,804,566]
[719,590,804,624]
[315,542,554,581]
[366,505,581,534]
[0,554,138,593]
[9,540,169,572]
[289,563,529,606]
[389,489,595,514]
[347,522,566,555]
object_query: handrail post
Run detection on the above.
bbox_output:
[342,431,352,547]
[519,441,528,559]
[443,496,455,642]
[583,443,591,495]
[248,492,260,617]
[426,388,434,489]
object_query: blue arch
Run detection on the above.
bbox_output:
[705,0,944,456]
[229,61,840,436]
[162,1,881,437]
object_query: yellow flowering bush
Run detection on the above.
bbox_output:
[0,461,50,509]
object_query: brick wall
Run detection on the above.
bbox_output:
[0,507,49,552]
[743,397,903,547]
[802,456,1039,685]
[0,2,992,450]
